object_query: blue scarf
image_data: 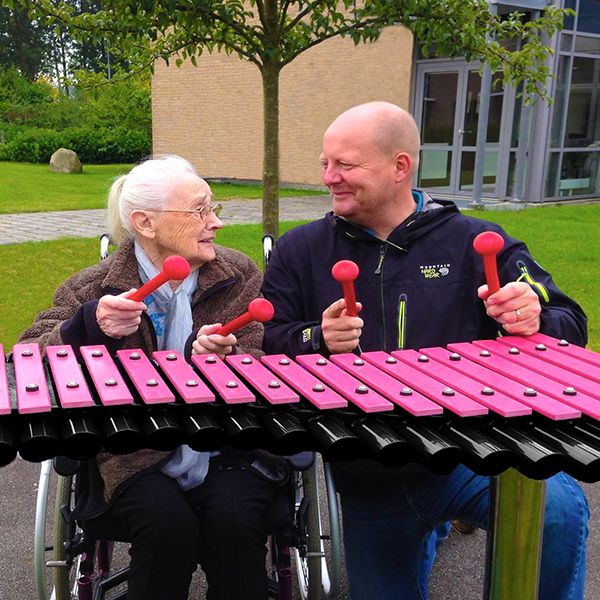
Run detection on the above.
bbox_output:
[134,241,211,490]
[134,241,198,354]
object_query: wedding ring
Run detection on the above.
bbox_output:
[515,308,522,321]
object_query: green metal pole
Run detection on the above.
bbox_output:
[484,469,546,600]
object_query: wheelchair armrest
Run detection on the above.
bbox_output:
[262,234,274,270]
[100,233,111,260]
[53,456,82,476]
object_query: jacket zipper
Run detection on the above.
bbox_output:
[516,260,550,302]
[375,244,387,349]
[397,293,407,350]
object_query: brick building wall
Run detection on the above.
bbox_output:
[152,25,414,186]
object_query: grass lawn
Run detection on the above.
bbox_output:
[0,162,325,213]
[0,204,598,351]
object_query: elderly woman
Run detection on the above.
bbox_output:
[18,155,289,600]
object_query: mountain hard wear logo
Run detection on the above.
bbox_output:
[420,264,450,279]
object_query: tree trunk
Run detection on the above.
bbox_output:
[262,58,280,239]
[61,34,70,97]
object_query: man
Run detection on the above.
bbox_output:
[262,102,589,599]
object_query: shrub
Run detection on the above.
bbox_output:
[64,127,151,163]
[0,67,152,162]
[75,70,151,132]
[3,126,151,163]
[0,121,40,143]
[0,68,53,106]
[6,128,63,162]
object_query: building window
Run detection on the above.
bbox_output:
[545,1,600,199]
[564,56,600,147]
[564,0,576,30]
[576,0,600,34]
[459,150,499,192]
[550,55,571,148]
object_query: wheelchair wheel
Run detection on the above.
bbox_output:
[293,458,344,600]
[52,473,76,600]
[33,462,83,600]
[293,461,327,600]
[33,460,54,600]
[323,462,342,597]
[296,462,330,600]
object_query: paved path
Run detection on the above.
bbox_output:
[0,196,332,245]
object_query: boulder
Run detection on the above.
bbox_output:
[49,148,82,173]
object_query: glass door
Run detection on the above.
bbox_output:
[414,62,508,197]
[416,69,459,190]
[457,70,505,194]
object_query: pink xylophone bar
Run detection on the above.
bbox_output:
[3,338,600,481]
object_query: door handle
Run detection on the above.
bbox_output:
[458,129,472,134]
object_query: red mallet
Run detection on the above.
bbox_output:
[126,255,191,302]
[473,231,505,295]
[332,260,360,317]
[215,298,275,336]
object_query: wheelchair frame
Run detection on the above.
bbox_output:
[35,460,128,600]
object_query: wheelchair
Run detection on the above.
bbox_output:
[32,232,343,600]
[33,454,342,600]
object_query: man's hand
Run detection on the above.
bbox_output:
[322,298,364,353]
[96,290,146,339]
[192,323,237,359]
[478,281,541,336]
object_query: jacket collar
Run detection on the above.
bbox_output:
[326,191,459,250]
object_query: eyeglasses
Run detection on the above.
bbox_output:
[154,203,223,221]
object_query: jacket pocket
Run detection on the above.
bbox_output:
[397,293,407,350]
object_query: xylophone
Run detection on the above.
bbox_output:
[1,239,590,600]
[2,334,600,484]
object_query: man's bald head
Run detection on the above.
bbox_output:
[325,101,421,171]
[320,102,423,238]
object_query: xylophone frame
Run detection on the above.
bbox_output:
[486,472,545,600]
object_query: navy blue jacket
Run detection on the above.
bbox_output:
[262,196,588,492]
[262,197,587,357]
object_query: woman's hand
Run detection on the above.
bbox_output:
[192,323,237,359]
[96,290,146,339]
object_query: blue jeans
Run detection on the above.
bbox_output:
[419,523,450,595]
[339,465,589,600]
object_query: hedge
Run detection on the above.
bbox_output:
[0,126,151,163]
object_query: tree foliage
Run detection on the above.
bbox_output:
[0,0,125,82]
[0,3,49,79]
[17,0,568,97]
[0,66,150,130]
[0,66,151,162]
[10,0,571,235]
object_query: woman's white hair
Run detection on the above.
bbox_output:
[107,155,199,244]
